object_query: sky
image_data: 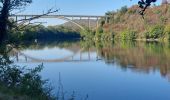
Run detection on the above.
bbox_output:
[18,0,162,25]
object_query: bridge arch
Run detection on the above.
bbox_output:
[56,16,86,30]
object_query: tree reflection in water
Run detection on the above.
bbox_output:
[97,40,170,82]
[0,44,55,100]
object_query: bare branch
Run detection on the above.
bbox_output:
[14,8,59,24]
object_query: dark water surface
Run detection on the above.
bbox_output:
[13,41,170,100]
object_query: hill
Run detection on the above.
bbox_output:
[101,4,170,41]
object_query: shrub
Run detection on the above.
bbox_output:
[127,9,137,14]
[114,15,121,23]
[120,30,136,40]
[160,16,167,23]
[145,25,164,39]
[101,32,115,40]
[95,31,102,40]
[164,24,170,40]
[154,10,161,15]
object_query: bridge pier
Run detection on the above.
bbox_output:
[88,17,91,30]
[105,17,108,24]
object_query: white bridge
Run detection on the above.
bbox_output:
[10,14,109,30]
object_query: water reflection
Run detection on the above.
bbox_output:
[12,40,170,82]
[98,41,170,81]
[10,40,97,63]
[5,40,170,100]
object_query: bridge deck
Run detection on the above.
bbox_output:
[10,15,106,18]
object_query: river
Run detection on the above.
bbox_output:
[11,40,170,100]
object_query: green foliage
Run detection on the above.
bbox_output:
[145,25,164,39]
[120,30,136,40]
[0,45,55,100]
[101,32,115,40]
[0,64,55,100]
[105,11,115,24]
[119,6,128,15]
[79,27,96,40]
[164,24,170,40]
[0,0,33,41]
[95,31,102,40]
[100,20,105,26]
[164,24,170,34]
[154,10,161,14]
[10,25,81,42]
[160,16,167,23]
[105,11,115,16]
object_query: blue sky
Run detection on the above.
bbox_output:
[20,0,162,25]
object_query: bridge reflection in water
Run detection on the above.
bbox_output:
[11,47,102,63]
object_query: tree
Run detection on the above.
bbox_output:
[0,0,32,41]
[0,0,58,42]
[138,0,170,16]
[138,0,157,17]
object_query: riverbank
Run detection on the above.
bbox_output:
[95,4,170,41]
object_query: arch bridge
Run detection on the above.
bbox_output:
[10,14,109,30]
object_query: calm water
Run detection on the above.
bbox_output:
[12,41,170,100]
